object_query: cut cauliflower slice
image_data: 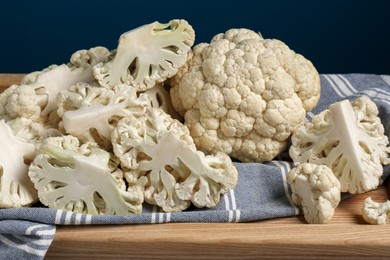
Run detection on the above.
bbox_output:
[28,136,143,215]
[0,118,44,208]
[111,107,238,212]
[93,19,195,91]
[287,163,341,224]
[0,47,110,123]
[57,82,151,149]
[290,96,390,194]
[169,28,320,162]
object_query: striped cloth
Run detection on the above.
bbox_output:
[1,73,390,259]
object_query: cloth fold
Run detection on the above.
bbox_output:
[1,73,390,259]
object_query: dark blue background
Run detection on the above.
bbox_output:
[0,0,389,74]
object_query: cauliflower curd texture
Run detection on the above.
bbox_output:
[170,29,320,162]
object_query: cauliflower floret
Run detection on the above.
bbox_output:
[362,197,390,225]
[287,163,341,224]
[28,135,143,215]
[111,107,238,212]
[93,19,195,92]
[170,28,320,162]
[290,96,390,194]
[57,82,151,149]
[0,118,44,208]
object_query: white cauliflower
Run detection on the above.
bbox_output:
[93,19,195,91]
[0,118,44,208]
[170,28,320,162]
[362,197,390,225]
[57,82,151,149]
[290,96,390,194]
[0,47,110,123]
[287,163,341,224]
[111,107,238,212]
[28,135,143,215]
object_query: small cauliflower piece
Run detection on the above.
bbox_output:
[287,163,341,224]
[290,96,390,194]
[170,28,320,162]
[57,82,151,149]
[0,118,44,208]
[28,135,143,215]
[93,19,195,91]
[362,197,390,225]
[111,107,238,212]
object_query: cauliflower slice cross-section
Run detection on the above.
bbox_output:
[28,136,143,215]
[290,96,390,194]
[94,19,195,91]
[58,83,151,149]
[112,107,238,212]
[0,119,41,208]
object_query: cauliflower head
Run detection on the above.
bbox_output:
[93,19,195,91]
[112,107,238,212]
[28,135,143,215]
[287,163,341,224]
[57,82,151,149]
[0,118,44,208]
[290,96,390,194]
[170,28,320,162]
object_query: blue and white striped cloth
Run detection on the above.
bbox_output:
[1,74,390,259]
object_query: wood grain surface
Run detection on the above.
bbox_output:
[1,74,390,259]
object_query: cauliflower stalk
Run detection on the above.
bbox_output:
[287,163,341,224]
[28,136,143,215]
[290,96,390,194]
[0,118,44,208]
[93,19,195,91]
[112,107,238,212]
[170,28,320,162]
[57,83,151,149]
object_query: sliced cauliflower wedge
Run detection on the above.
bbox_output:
[28,136,143,215]
[57,82,151,149]
[0,118,44,208]
[93,19,195,91]
[112,107,238,212]
[287,163,341,224]
[290,96,390,194]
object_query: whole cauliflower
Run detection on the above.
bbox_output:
[290,96,390,194]
[170,28,320,162]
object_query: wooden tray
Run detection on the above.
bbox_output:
[1,74,390,259]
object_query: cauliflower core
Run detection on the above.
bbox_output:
[170,28,320,162]
[287,163,341,224]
